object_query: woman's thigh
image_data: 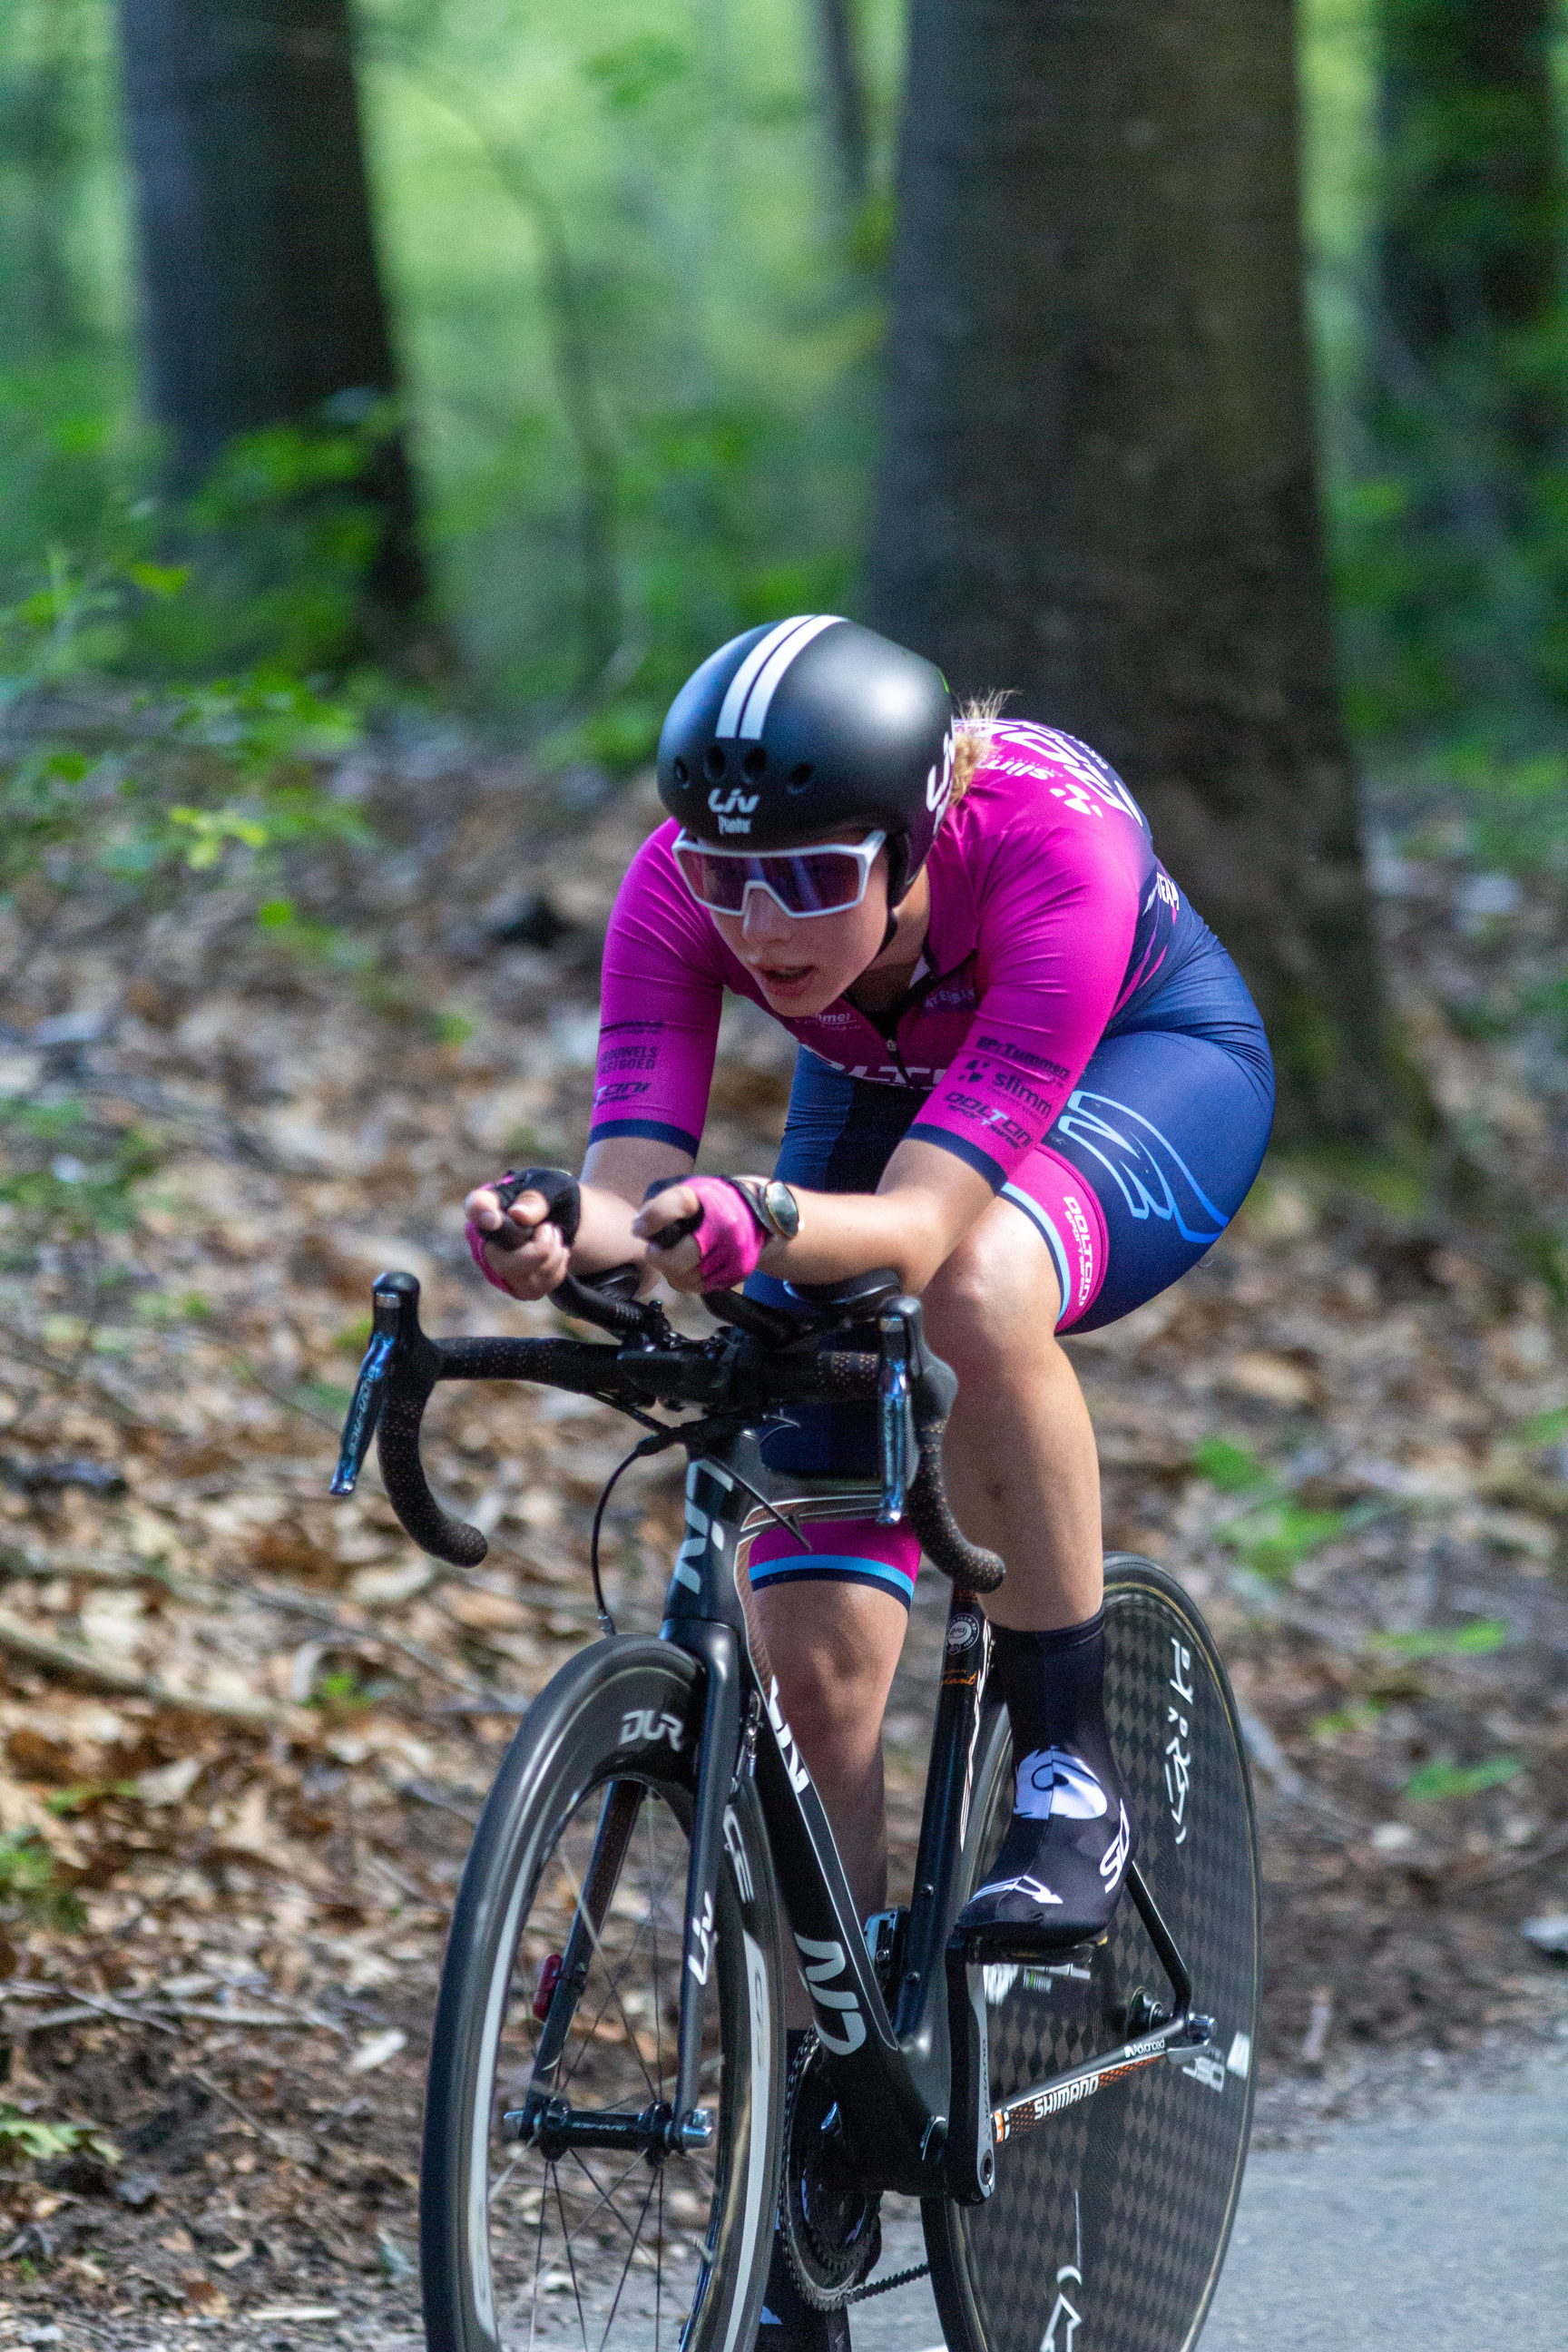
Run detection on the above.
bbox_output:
[1025,1024,1275,1332]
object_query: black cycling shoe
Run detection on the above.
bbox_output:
[956,1743,1136,1945]
[754,2225,850,2350]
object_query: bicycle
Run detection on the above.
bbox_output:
[330,1174,1259,2352]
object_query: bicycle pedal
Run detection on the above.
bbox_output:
[958,1926,1108,1965]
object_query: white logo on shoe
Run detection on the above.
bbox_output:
[1016,1748,1109,1822]
[980,1872,1064,1908]
[1099,1800,1132,1888]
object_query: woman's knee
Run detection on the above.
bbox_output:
[923,1207,1062,1382]
[753,1586,902,1765]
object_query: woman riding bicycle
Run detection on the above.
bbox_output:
[464,616,1272,2336]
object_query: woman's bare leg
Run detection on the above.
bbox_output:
[747,1578,906,2024]
[920,1192,1102,1631]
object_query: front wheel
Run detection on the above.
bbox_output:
[421,1637,786,2352]
[925,1556,1260,2352]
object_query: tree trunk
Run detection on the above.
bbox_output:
[813,0,870,208]
[864,0,1385,1146]
[1378,0,1563,457]
[115,0,426,633]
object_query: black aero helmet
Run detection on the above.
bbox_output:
[657,616,956,904]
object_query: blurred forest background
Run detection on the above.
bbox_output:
[0,1,1566,2335]
[6,0,1567,761]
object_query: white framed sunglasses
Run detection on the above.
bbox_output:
[671,829,886,919]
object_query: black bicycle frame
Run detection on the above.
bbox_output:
[335,1268,1214,2200]
[556,1423,1216,2205]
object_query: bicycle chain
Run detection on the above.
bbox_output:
[845,2258,931,2305]
[779,2030,885,2312]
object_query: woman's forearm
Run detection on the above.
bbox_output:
[637,1140,995,1297]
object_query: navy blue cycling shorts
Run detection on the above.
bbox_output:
[748,935,1273,1483]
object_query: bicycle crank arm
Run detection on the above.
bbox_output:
[991,2010,1214,2146]
[502,2097,714,2160]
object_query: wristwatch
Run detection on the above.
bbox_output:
[727,1176,801,1243]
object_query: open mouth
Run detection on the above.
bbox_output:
[756,964,817,995]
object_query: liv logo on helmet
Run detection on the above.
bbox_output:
[708,786,761,833]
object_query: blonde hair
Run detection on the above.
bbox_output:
[947,691,1011,807]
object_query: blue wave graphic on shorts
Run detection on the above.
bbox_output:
[1054,1090,1229,1244]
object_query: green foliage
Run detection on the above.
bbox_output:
[0,1099,159,1252]
[0,547,378,1341]
[44,1779,137,1817]
[1225,1500,1349,1585]
[1194,1433,1364,1583]
[1191,1436,1272,1494]
[1405,1754,1522,1802]
[1310,1699,1387,1740]
[309,1661,395,1715]
[1367,1619,1508,1660]
[0,548,369,918]
[0,2107,118,2167]
[0,1826,85,1931]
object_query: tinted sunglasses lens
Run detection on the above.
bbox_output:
[673,840,869,916]
[774,849,867,913]
[673,844,749,912]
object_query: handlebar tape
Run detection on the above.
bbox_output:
[372,1323,622,1568]
[905,1428,1004,1592]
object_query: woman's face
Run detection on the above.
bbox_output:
[707,832,891,1017]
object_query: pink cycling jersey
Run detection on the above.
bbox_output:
[593,723,1203,1195]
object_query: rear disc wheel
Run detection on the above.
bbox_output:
[925,1556,1260,2352]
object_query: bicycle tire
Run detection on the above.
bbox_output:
[924,1555,1260,2352]
[421,1636,786,2352]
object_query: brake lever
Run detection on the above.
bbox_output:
[329,1323,397,1496]
[877,1306,916,1524]
[330,1270,441,1500]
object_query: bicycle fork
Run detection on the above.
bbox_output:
[509,1626,741,2161]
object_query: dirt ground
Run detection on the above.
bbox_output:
[0,732,1563,2344]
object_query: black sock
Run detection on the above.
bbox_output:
[990,1610,1117,1797]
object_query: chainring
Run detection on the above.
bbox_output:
[779,2030,883,2312]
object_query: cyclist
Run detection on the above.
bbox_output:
[465,616,1272,2338]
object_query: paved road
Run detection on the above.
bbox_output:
[851,2073,1568,2351]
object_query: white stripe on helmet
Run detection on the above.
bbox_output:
[737,613,845,740]
[715,617,815,739]
[715,613,845,740]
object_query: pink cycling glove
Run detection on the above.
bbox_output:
[670,1176,771,1291]
[465,1218,518,1295]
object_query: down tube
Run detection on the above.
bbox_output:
[750,1700,942,2196]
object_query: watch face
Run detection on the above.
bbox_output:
[763,1180,800,1240]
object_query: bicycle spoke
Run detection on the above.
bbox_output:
[526,2161,549,2352]
[551,2159,593,2352]
[593,2161,661,2352]
[554,1834,688,2106]
[548,1842,664,2107]
[653,2163,664,2352]
[562,2145,657,2255]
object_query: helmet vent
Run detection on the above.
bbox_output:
[703,746,727,781]
[672,758,689,784]
[741,747,767,780]
[787,761,814,790]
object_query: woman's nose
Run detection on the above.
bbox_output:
[741,885,793,945]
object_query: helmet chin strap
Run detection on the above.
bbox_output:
[880,909,899,954]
